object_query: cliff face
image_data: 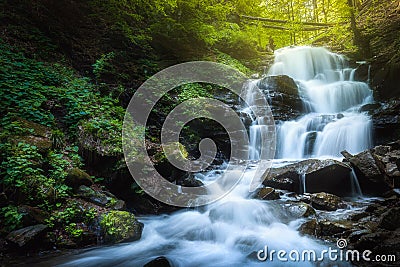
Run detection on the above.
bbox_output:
[357,0,400,99]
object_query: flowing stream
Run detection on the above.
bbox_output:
[53,46,372,266]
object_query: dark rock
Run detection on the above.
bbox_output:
[343,150,392,195]
[257,75,303,121]
[76,185,124,209]
[318,220,350,236]
[370,99,400,145]
[6,224,47,247]
[310,192,344,211]
[378,207,400,231]
[286,202,315,218]
[66,168,93,189]
[336,113,344,119]
[258,75,298,96]
[299,219,318,236]
[17,205,49,226]
[99,211,143,244]
[178,173,204,187]
[144,256,171,267]
[348,229,371,243]
[263,159,353,196]
[256,187,280,200]
[359,103,382,114]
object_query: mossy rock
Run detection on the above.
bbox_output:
[11,118,52,153]
[99,211,143,244]
[66,168,93,188]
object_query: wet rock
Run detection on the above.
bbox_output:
[76,185,125,209]
[348,229,371,243]
[99,211,143,244]
[378,207,400,231]
[177,173,204,187]
[6,224,47,247]
[258,75,298,96]
[370,99,400,145]
[263,159,353,196]
[318,220,350,236]
[66,168,93,189]
[359,103,382,114]
[286,202,315,218]
[342,150,392,195]
[257,75,303,121]
[310,192,344,211]
[256,187,280,200]
[299,219,318,236]
[144,256,171,267]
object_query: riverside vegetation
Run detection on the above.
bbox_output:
[0,0,399,266]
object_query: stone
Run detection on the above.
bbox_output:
[17,205,49,226]
[286,202,316,218]
[178,173,204,187]
[318,220,350,236]
[99,211,143,244]
[65,168,93,189]
[378,207,400,231]
[263,159,353,196]
[144,256,171,267]
[256,187,280,200]
[6,224,47,247]
[310,192,344,211]
[76,185,124,209]
[299,219,318,236]
[342,150,392,195]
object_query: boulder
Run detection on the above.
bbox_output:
[99,211,143,244]
[299,219,318,236]
[17,205,49,226]
[378,207,400,231]
[177,173,204,187]
[6,224,47,247]
[258,75,298,96]
[286,202,316,218]
[255,187,280,200]
[76,185,125,209]
[310,192,344,211]
[263,159,353,196]
[11,118,52,153]
[66,168,93,189]
[342,150,392,195]
[144,256,171,267]
[318,220,351,237]
[370,98,400,145]
[257,75,303,121]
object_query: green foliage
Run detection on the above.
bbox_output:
[46,201,96,228]
[0,205,23,232]
[1,143,50,204]
[92,52,116,81]
[64,223,84,238]
[99,211,138,242]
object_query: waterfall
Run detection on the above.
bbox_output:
[269,46,373,158]
[54,46,359,267]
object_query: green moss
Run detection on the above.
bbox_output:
[99,211,143,244]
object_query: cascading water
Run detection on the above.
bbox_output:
[268,46,373,159]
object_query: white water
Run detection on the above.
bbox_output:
[269,46,373,159]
